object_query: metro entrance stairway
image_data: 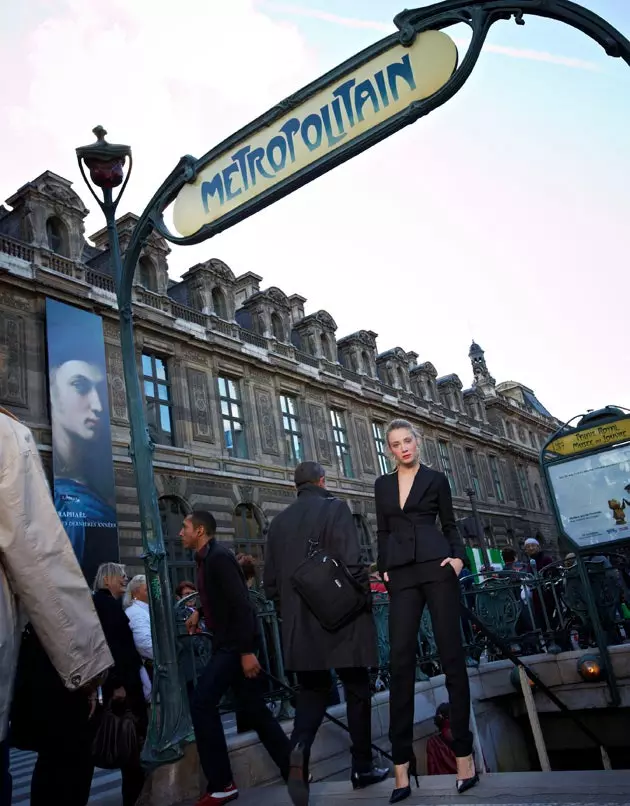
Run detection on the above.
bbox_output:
[237,770,630,805]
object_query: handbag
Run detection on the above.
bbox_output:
[91,700,140,769]
[290,498,368,632]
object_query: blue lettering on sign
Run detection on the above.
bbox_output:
[200,53,417,215]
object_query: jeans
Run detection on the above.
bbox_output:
[190,648,290,793]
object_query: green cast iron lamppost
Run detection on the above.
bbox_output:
[76,127,193,767]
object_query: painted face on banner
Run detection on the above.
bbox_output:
[51,359,105,440]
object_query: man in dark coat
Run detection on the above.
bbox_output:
[263,462,388,805]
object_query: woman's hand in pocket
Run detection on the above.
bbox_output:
[441,557,464,577]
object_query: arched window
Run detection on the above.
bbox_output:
[158,495,193,589]
[46,216,69,256]
[212,286,228,320]
[233,502,268,566]
[271,312,285,342]
[362,351,371,376]
[137,256,157,291]
[320,333,332,361]
[353,514,375,565]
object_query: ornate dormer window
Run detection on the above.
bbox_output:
[410,361,438,401]
[177,258,236,319]
[292,310,338,360]
[137,256,157,291]
[5,171,88,260]
[236,286,291,342]
[46,216,69,256]
[376,347,410,390]
[212,286,229,319]
[337,330,378,378]
[437,374,464,412]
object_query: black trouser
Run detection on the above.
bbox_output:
[388,560,473,764]
[190,647,290,793]
[291,667,373,774]
[30,749,144,806]
[30,747,94,806]
[0,739,11,806]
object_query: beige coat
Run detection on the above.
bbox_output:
[0,409,113,741]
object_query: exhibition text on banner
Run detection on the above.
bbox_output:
[173,30,458,237]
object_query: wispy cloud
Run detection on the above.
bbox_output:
[263,2,600,71]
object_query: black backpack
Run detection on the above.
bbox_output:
[290,499,368,632]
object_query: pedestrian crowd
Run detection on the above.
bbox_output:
[2,410,523,806]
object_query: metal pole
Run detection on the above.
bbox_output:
[467,488,491,568]
[76,130,193,767]
[518,666,551,772]
[575,554,620,707]
[104,200,194,766]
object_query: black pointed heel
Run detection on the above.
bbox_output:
[389,757,418,804]
[456,754,479,794]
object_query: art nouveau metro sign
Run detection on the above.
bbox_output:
[125,0,628,255]
[173,31,457,237]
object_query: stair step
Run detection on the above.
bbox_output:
[238,770,630,804]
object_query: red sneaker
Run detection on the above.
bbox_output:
[195,782,239,805]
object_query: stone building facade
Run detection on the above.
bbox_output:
[0,171,560,586]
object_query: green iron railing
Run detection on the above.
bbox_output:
[173,551,630,713]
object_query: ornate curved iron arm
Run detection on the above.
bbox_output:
[395,1,630,64]
[125,0,629,249]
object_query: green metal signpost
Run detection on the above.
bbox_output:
[75,0,630,769]
[540,406,630,705]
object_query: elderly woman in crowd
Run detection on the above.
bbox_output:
[92,563,148,806]
[124,575,154,696]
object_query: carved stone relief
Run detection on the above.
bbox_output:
[0,292,33,313]
[453,445,469,494]
[309,403,332,465]
[424,437,438,469]
[187,368,214,443]
[254,386,280,455]
[0,313,27,407]
[182,350,210,367]
[106,346,128,422]
[353,416,375,475]
[478,454,495,498]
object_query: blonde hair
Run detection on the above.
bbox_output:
[385,418,427,466]
[123,574,147,609]
[93,562,126,593]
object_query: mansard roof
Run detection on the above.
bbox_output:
[299,309,337,331]
[437,373,463,388]
[337,329,378,348]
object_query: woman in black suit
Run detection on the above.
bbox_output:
[375,419,477,803]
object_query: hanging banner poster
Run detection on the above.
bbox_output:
[46,299,119,585]
[547,444,630,549]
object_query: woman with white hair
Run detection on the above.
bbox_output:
[124,575,153,663]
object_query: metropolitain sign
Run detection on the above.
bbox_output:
[173,30,457,238]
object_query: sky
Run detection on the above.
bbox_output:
[0,0,628,423]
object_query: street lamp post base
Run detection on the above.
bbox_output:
[137,743,204,806]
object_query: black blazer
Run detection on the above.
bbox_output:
[375,465,466,573]
[200,539,258,655]
[92,589,144,703]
